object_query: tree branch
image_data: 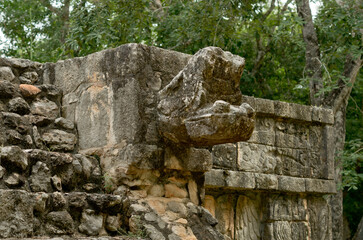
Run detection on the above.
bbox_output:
[325,55,363,114]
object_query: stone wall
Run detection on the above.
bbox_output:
[0,44,336,240]
[205,96,335,239]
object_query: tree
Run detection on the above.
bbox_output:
[295,0,362,238]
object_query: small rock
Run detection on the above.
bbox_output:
[20,71,38,84]
[78,209,103,236]
[144,224,166,240]
[52,192,67,210]
[4,173,22,187]
[24,134,33,146]
[34,192,49,213]
[130,204,148,213]
[19,84,41,97]
[29,161,52,192]
[0,81,19,99]
[32,126,43,148]
[6,129,24,145]
[7,97,30,114]
[148,184,165,197]
[30,99,59,118]
[42,129,76,151]
[55,117,74,130]
[0,166,5,179]
[46,211,74,235]
[105,215,120,232]
[144,212,157,222]
[51,175,62,191]
[38,84,62,98]
[167,201,187,217]
[72,159,83,174]
[165,183,188,198]
[0,146,28,171]
[0,66,15,82]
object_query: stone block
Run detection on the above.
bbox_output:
[290,103,312,122]
[274,101,292,118]
[255,173,278,190]
[305,179,336,194]
[237,142,276,174]
[278,176,305,192]
[212,143,237,170]
[254,97,275,115]
[205,169,225,188]
[311,106,334,124]
[225,171,255,190]
[322,125,335,179]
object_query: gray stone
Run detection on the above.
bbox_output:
[46,211,74,235]
[7,97,30,114]
[78,209,103,236]
[42,129,76,151]
[0,146,28,171]
[212,143,237,169]
[34,192,49,213]
[51,192,67,210]
[0,66,15,82]
[0,81,20,99]
[144,212,157,222]
[255,173,278,190]
[20,71,38,84]
[55,117,74,130]
[305,179,336,193]
[144,224,165,240]
[167,201,187,217]
[278,176,306,192]
[4,173,22,187]
[164,147,213,172]
[0,190,34,238]
[33,126,43,148]
[157,47,255,146]
[29,161,52,192]
[30,99,59,118]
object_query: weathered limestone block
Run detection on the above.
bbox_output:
[19,84,41,98]
[158,47,255,146]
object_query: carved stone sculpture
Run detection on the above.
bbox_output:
[157,47,255,146]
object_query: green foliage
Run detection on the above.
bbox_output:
[339,139,363,191]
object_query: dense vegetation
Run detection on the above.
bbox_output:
[0,0,362,237]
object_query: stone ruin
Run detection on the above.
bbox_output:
[0,44,336,239]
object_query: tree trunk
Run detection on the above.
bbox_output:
[295,0,323,106]
[294,1,362,239]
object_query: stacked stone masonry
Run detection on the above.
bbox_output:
[0,44,335,240]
